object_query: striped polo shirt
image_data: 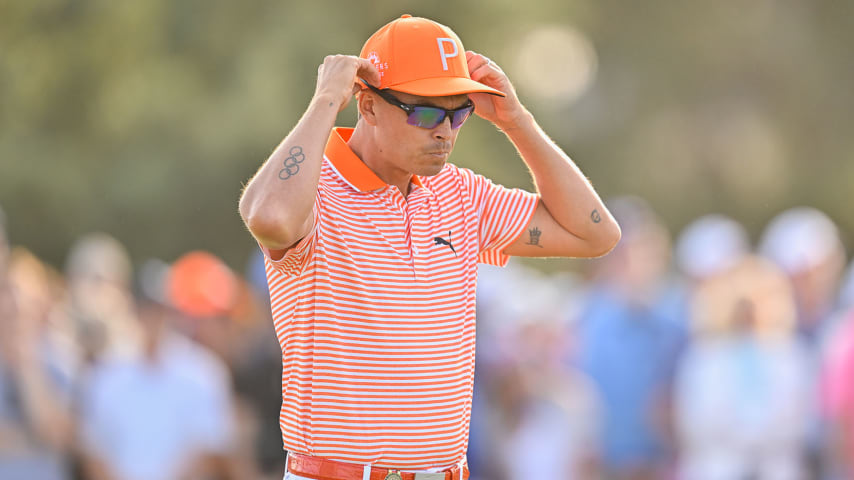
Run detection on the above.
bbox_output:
[263,127,538,470]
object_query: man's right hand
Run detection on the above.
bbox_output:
[240,55,380,253]
[315,55,381,112]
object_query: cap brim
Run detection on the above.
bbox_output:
[386,76,506,97]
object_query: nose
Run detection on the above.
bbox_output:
[432,116,453,141]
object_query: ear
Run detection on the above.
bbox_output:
[357,91,379,126]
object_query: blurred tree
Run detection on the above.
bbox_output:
[0,0,850,270]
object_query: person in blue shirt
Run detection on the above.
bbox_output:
[574,196,686,480]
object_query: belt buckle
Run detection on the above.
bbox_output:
[384,471,403,480]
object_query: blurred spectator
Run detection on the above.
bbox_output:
[78,252,238,480]
[839,261,854,310]
[1,247,77,480]
[166,249,239,363]
[64,233,140,366]
[758,207,847,478]
[575,196,686,480]
[675,213,750,282]
[169,249,285,478]
[472,264,602,479]
[821,312,854,479]
[499,323,602,479]
[486,362,602,480]
[758,207,846,342]
[674,256,811,479]
[228,250,285,480]
[819,259,854,479]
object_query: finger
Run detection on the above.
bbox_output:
[468,92,490,103]
[482,56,502,72]
[466,50,494,75]
[355,57,381,87]
[466,51,491,69]
[467,92,492,110]
[468,62,495,83]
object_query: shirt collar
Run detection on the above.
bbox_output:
[324,127,425,192]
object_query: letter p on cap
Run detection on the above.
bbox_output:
[436,37,458,71]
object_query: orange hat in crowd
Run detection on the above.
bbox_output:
[167,250,236,319]
[360,14,505,97]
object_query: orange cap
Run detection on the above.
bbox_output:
[167,251,236,319]
[360,15,505,97]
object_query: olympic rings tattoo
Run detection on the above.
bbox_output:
[278,146,306,180]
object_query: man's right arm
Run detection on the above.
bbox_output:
[238,55,379,253]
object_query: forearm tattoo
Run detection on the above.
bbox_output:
[278,146,306,180]
[591,209,601,223]
[526,226,544,247]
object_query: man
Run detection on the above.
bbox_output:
[239,14,620,480]
[0,215,75,480]
[574,197,685,480]
[79,252,237,480]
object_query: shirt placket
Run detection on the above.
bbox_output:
[385,188,419,280]
[405,187,433,280]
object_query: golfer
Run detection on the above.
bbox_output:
[239,14,620,480]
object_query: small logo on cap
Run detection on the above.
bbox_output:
[367,51,388,78]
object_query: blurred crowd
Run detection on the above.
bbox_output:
[470,198,854,480]
[0,206,284,480]
[1,197,853,480]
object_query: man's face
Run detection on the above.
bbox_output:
[369,90,471,177]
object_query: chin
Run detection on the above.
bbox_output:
[417,162,446,177]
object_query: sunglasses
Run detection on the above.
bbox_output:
[362,81,475,130]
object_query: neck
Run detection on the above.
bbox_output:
[348,124,412,196]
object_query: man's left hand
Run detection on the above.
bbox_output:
[466,51,528,131]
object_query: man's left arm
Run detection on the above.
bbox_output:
[467,51,621,258]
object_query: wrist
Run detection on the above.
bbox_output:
[310,92,342,110]
[497,108,534,133]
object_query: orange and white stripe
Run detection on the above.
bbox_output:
[263,127,537,470]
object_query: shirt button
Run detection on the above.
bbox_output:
[413,246,420,255]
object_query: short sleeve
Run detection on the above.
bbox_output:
[261,200,320,278]
[459,167,538,267]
